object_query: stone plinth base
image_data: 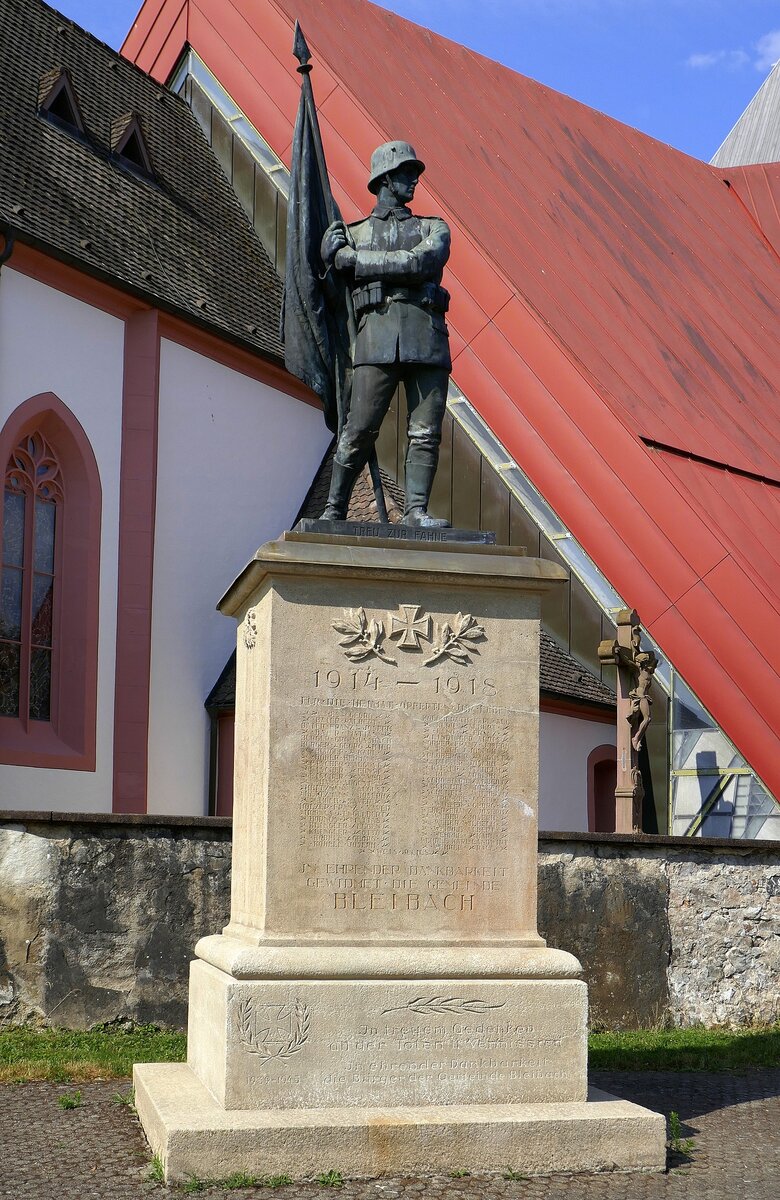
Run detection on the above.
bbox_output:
[186,953,588,1110]
[134,1063,667,1182]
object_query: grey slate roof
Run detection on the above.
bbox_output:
[539,630,615,709]
[205,651,238,713]
[0,0,283,360]
[711,61,780,166]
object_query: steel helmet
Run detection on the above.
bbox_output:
[367,141,425,193]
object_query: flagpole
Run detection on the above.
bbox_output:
[292,30,337,226]
[291,23,389,523]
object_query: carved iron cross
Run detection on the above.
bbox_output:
[389,604,431,649]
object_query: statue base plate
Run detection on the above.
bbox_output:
[294,518,496,544]
[134,1063,666,1182]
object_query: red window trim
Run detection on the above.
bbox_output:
[0,394,101,770]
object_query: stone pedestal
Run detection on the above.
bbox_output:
[135,533,665,1180]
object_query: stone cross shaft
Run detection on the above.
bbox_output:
[598,609,658,834]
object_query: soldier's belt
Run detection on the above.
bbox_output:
[352,282,450,318]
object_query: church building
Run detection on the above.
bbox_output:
[0,0,330,815]
[1,0,778,839]
[122,0,780,839]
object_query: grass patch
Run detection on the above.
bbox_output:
[148,1154,165,1183]
[589,1024,780,1072]
[57,1089,82,1110]
[0,1024,186,1083]
[182,1177,209,1194]
[2,1023,778,1083]
[668,1110,695,1157]
[316,1169,344,1188]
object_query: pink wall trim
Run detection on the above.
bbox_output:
[0,394,101,770]
[158,314,321,409]
[9,243,144,320]
[10,244,320,411]
[112,311,161,813]
[540,696,615,724]
[215,712,235,818]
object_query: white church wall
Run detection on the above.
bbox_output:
[147,339,330,815]
[538,710,616,832]
[0,267,124,812]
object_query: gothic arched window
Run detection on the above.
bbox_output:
[0,395,101,769]
[1,431,63,722]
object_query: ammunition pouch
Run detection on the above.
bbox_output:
[352,281,384,318]
[352,281,450,319]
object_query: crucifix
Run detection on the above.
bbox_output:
[598,609,658,833]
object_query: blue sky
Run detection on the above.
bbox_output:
[57,0,779,161]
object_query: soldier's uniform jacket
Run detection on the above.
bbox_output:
[346,204,452,370]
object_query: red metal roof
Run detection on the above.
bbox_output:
[726,163,780,258]
[123,0,780,798]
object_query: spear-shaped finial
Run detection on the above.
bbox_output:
[292,20,312,74]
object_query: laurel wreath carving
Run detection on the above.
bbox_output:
[243,609,258,651]
[423,613,486,666]
[331,606,485,666]
[381,996,507,1016]
[237,998,311,1059]
[332,608,396,664]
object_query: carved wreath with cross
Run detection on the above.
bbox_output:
[331,603,486,666]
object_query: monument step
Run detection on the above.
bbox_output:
[185,962,588,1111]
[134,1062,666,1183]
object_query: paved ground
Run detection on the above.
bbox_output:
[1,1070,779,1199]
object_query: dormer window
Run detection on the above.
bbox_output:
[38,68,85,134]
[111,112,154,178]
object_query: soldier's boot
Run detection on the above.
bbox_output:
[320,460,361,521]
[402,460,450,528]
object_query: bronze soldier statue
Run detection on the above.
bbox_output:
[319,141,451,528]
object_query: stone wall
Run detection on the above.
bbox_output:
[0,815,231,1030]
[537,835,780,1029]
[0,814,777,1030]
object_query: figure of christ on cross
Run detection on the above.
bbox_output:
[597,609,658,833]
